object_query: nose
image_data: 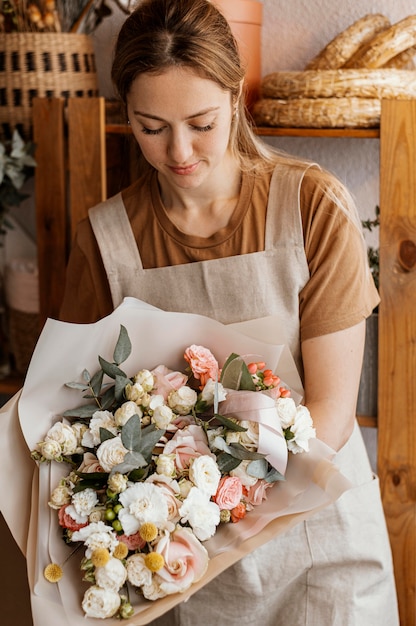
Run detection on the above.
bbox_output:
[168,127,193,164]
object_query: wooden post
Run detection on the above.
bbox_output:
[379,99,416,625]
[33,97,67,326]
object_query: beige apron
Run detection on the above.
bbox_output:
[89,164,399,626]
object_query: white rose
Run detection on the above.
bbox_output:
[168,386,197,415]
[206,426,224,450]
[95,557,127,592]
[142,576,168,600]
[96,436,128,472]
[152,404,174,429]
[287,405,316,454]
[156,454,176,478]
[45,422,78,456]
[114,401,142,427]
[125,381,145,403]
[82,410,117,448]
[82,585,121,619]
[275,397,297,428]
[134,369,154,392]
[200,379,227,405]
[179,487,220,541]
[189,455,221,496]
[178,478,193,498]
[108,472,128,494]
[126,553,153,588]
[71,422,88,449]
[230,460,258,487]
[38,438,62,461]
[238,420,259,450]
[48,484,71,509]
[118,482,169,536]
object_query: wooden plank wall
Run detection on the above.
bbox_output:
[379,99,416,626]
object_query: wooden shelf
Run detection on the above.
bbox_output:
[254,126,380,138]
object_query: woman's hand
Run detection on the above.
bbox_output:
[301,320,366,451]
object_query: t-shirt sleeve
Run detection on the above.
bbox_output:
[299,169,379,342]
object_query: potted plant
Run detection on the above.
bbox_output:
[357,206,379,418]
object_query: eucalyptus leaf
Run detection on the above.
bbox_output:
[109,451,147,477]
[63,404,98,418]
[100,385,116,410]
[76,471,109,481]
[128,467,149,482]
[115,374,132,403]
[216,452,242,473]
[100,427,116,442]
[65,381,89,391]
[246,458,268,479]
[90,369,104,397]
[98,356,127,380]
[82,369,91,384]
[265,466,286,483]
[214,413,247,432]
[139,424,166,461]
[113,325,132,365]
[121,415,142,451]
[221,354,256,391]
[227,442,266,461]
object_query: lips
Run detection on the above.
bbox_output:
[168,162,199,176]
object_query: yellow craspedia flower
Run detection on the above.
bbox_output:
[139,522,158,542]
[114,542,129,560]
[44,563,63,583]
[144,552,165,572]
[91,548,110,568]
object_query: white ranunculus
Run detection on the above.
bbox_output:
[199,379,227,405]
[118,482,169,536]
[82,585,121,619]
[189,455,221,496]
[48,484,71,509]
[95,557,127,592]
[114,401,142,427]
[275,397,297,428]
[126,553,153,588]
[156,454,176,478]
[82,410,118,448]
[206,426,224,450]
[142,576,168,600]
[72,522,119,557]
[45,421,78,456]
[125,381,145,403]
[71,422,88,447]
[167,386,198,415]
[96,436,128,472]
[179,487,220,541]
[134,369,154,392]
[238,420,259,450]
[152,404,174,429]
[287,405,316,454]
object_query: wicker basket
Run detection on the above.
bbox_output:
[0,33,99,140]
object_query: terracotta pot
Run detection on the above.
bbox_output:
[213,0,263,108]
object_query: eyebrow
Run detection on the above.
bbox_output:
[132,106,220,122]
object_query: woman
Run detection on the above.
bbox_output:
[60,0,398,623]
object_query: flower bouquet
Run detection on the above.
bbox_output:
[0,297,351,625]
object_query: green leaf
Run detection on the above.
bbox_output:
[214,413,247,432]
[227,442,266,461]
[109,451,147,477]
[63,404,98,418]
[216,452,242,473]
[246,458,268,479]
[115,374,131,403]
[65,381,89,391]
[121,415,142,451]
[265,466,286,483]
[100,385,116,410]
[113,325,132,365]
[100,427,116,442]
[221,354,256,391]
[98,356,127,380]
[140,424,166,461]
[90,369,104,397]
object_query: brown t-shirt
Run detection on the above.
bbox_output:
[60,166,379,340]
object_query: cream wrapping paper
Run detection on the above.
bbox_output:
[0,297,352,626]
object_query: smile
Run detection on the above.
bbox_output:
[168,163,200,176]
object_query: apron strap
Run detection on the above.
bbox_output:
[89,193,143,308]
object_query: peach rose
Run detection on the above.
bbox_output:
[154,527,209,595]
[163,425,213,471]
[230,502,247,523]
[184,345,219,387]
[244,479,272,510]
[151,365,189,400]
[214,476,243,510]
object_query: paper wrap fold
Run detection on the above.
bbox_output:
[0,297,352,626]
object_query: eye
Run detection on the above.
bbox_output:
[141,126,164,135]
[192,124,213,133]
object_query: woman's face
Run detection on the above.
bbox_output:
[126,66,235,191]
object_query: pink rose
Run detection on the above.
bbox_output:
[78,452,105,474]
[154,527,209,594]
[163,425,213,472]
[184,345,219,388]
[214,476,243,510]
[151,365,188,400]
[244,479,272,510]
